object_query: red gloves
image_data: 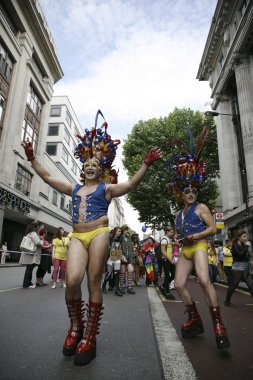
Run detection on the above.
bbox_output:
[183,235,196,245]
[144,147,162,166]
[23,140,35,161]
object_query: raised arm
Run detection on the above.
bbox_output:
[22,140,73,196]
[106,147,163,199]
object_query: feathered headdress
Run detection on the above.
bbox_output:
[167,125,208,201]
[74,110,121,183]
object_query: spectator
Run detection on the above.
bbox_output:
[143,236,159,287]
[170,234,182,289]
[19,220,43,288]
[216,240,227,283]
[36,228,52,286]
[223,239,233,287]
[224,230,253,307]
[52,227,69,289]
[159,227,176,300]
[119,225,136,294]
[1,241,8,265]
[208,241,218,285]
[132,234,142,287]
[102,227,123,296]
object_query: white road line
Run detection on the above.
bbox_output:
[148,287,197,380]
[0,287,22,293]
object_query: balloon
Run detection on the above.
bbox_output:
[142,226,147,232]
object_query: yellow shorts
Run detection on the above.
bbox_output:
[181,242,208,260]
[71,227,109,249]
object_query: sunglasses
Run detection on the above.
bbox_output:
[83,161,100,169]
[183,188,198,195]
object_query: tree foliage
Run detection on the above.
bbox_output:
[122,108,219,228]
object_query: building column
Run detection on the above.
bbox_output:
[0,205,4,243]
[234,56,253,199]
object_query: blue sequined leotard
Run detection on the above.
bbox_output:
[72,183,110,223]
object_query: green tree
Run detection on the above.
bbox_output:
[122,108,219,228]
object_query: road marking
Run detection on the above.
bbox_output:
[148,287,197,380]
[0,287,22,293]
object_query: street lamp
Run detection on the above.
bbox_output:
[204,110,249,218]
[204,111,234,117]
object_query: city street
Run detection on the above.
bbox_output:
[0,266,253,380]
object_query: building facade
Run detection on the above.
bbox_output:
[197,0,253,240]
[0,0,65,258]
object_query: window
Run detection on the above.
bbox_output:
[22,85,42,151]
[50,105,61,117]
[0,42,14,83]
[74,126,79,137]
[62,146,69,163]
[15,165,32,196]
[71,159,78,175]
[26,85,42,120]
[60,195,65,210]
[65,109,71,127]
[46,143,57,156]
[48,124,59,136]
[0,42,14,141]
[0,95,5,124]
[52,190,58,205]
[64,127,70,144]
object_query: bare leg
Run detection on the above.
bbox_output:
[174,254,194,304]
[65,237,88,301]
[86,232,110,303]
[193,250,218,307]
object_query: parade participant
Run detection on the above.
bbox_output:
[168,125,230,350]
[21,110,162,365]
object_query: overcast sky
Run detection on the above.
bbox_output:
[39,0,217,237]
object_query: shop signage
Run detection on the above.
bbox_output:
[215,212,224,229]
[0,187,31,213]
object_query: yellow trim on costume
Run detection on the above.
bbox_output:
[181,242,208,260]
[71,227,109,249]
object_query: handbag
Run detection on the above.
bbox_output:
[20,234,37,254]
[110,248,123,261]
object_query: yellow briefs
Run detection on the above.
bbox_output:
[71,227,109,249]
[181,242,208,260]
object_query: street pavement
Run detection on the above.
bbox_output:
[0,265,253,380]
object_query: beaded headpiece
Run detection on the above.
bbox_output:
[74,110,121,183]
[167,125,208,201]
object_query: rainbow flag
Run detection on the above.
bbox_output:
[145,254,155,282]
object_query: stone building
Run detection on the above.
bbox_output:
[197,0,253,239]
[0,1,125,260]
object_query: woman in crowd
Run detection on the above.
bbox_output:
[119,225,135,294]
[223,239,233,287]
[208,241,218,285]
[102,227,123,296]
[225,230,253,307]
[36,228,52,286]
[52,227,70,289]
[20,220,44,288]
[1,241,8,264]
[143,236,159,287]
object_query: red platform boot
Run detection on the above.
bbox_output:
[63,299,86,356]
[74,301,104,366]
[209,306,230,349]
[181,302,204,338]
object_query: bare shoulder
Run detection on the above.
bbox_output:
[196,203,210,214]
